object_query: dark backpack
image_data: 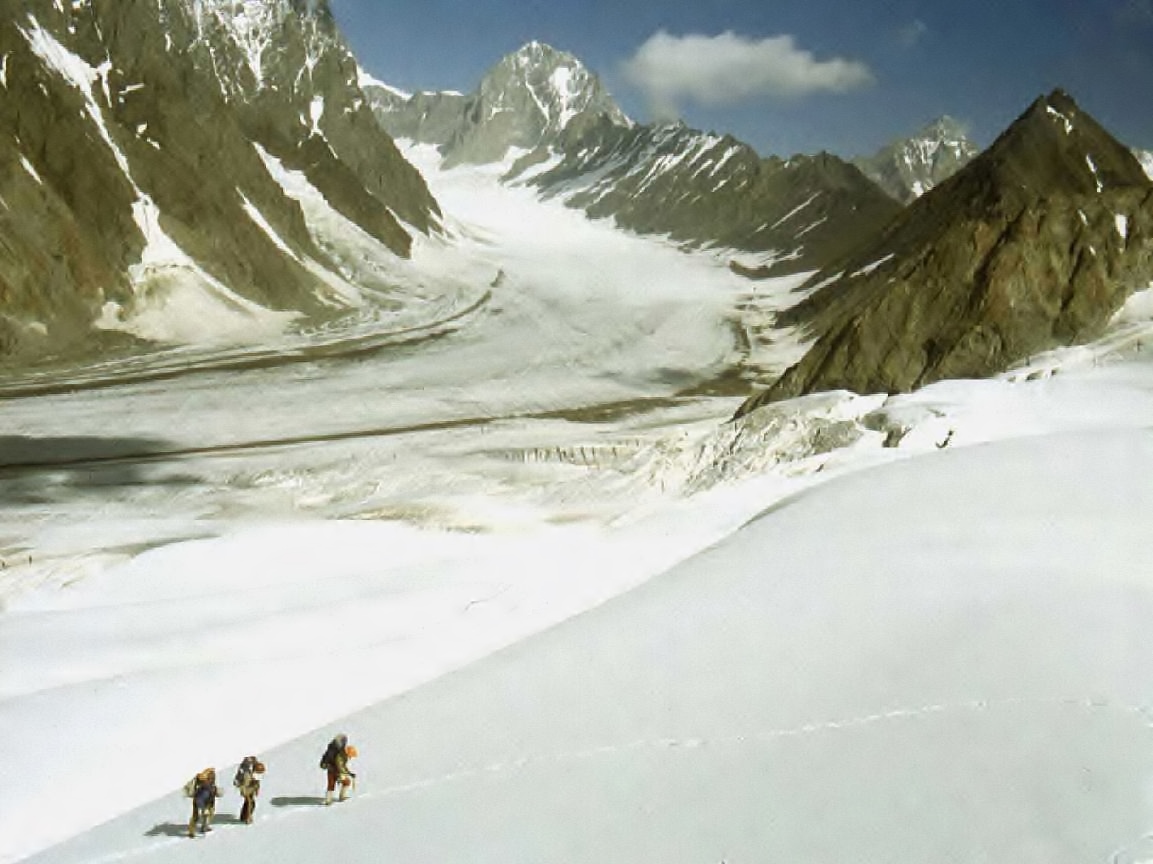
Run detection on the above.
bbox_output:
[319,743,337,770]
[193,779,216,808]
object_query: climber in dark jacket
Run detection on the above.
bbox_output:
[185,768,222,837]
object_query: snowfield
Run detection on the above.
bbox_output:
[3,149,1153,864]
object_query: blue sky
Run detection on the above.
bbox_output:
[330,0,1153,158]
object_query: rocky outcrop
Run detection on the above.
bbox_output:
[0,0,439,361]
[739,90,1153,413]
[854,116,978,203]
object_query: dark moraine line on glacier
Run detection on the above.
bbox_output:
[0,290,494,400]
[0,395,704,476]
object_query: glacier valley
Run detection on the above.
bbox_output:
[2,146,1153,864]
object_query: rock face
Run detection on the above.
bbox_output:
[0,0,439,361]
[740,90,1153,413]
[854,116,979,203]
[368,41,630,168]
[367,42,901,276]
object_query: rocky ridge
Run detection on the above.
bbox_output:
[513,118,900,275]
[740,90,1153,413]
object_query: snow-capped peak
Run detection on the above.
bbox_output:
[367,40,633,167]
[854,114,979,202]
[479,40,631,132]
[898,115,977,166]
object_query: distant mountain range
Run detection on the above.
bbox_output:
[366,42,901,276]
[370,49,1153,406]
[2,3,1151,406]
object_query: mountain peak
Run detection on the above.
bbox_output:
[509,40,568,62]
[743,89,1153,410]
[981,88,1151,198]
[477,42,630,132]
[854,112,979,202]
[369,41,631,166]
[922,115,969,139]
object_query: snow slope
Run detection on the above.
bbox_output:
[0,145,796,862]
[5,154,1153,863]
[21,356,1153,864]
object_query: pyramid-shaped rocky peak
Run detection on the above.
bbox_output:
[975,89,1149,199]
[504,40,572,69]
[740,89,1153,412]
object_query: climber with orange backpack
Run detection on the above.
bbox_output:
[233,755,266,824]
[319,733,358,804]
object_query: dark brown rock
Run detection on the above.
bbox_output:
[739,90,1153,414]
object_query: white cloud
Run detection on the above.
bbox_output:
[622,30,874,118]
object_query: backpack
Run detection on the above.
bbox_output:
[193,780,216,808]
[235,757,264,786]
[235,766,262,795]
